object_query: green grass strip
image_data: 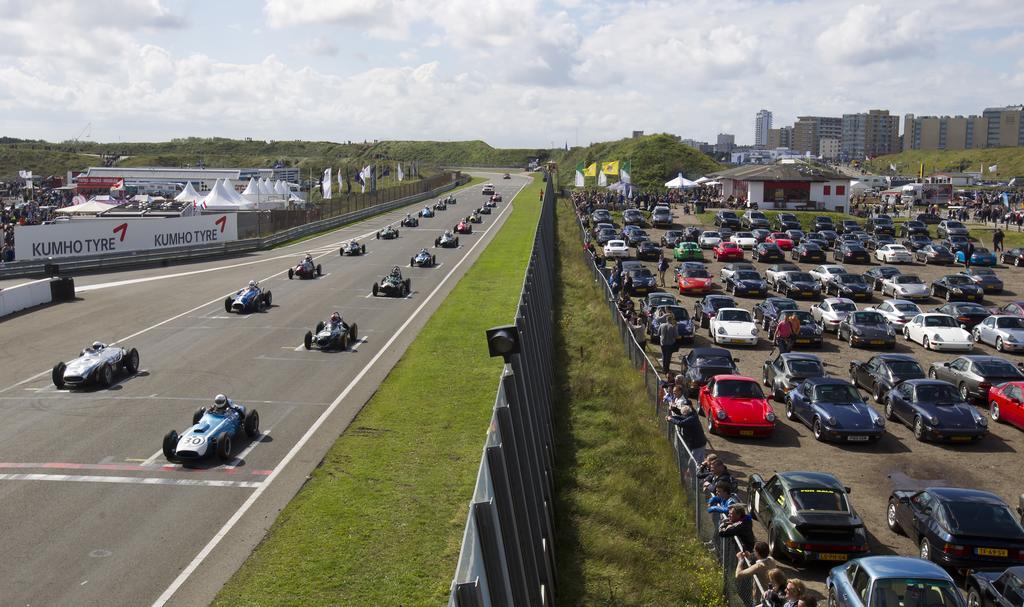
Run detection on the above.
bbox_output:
[214,175,544,606]
[552,200,721,606]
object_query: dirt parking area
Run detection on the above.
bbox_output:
[602,206,1024,594]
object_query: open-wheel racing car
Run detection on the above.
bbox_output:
[288,255,321,279]
[444,194,456,205]
[340,240,366,256]
[484,197,498,208]
[419,206,435,218]
[433,199,448,211]
[376,224,399,240]
[400,214,419,227]
[477,205,491,215]
[372,266,411,297]
[52,342,140,390]
[411,248,437,267]
[225,281,272,313]
[162,395,260,466]
[304,315,358,350]
[435,230,460,248]
[455,219,473,234]
[469,211,483,223]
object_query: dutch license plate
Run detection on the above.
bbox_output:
[870,340,885,345]
[847,436,870,442]
[802,291,813,295]
[739,430,754,437]
[950,436,972,442]
[976,547,1008,557]
[819,553,848,561]
[796,339,810,344]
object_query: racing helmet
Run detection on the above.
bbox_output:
[91,341,105,350]
[330,312,341,323]
[304,253,312,261]
[213,394,228,409]
[248,280,257,288]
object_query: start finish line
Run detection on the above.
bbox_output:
[14,214,238,261]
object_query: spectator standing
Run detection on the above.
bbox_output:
[665,404,707,463]
[707,480,740,514]
[773,313,794,354]
[701,457,737,494]
[736,541,779,591]
[994,228,1005,253]
[718,503,756,552]
[964,240,975,269]
[657,255,669,287]
[757,569,789,607]
[657,314,678,374]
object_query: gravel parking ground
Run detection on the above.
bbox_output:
[596,204,1024,595]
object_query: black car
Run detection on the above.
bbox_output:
[775,271,822,299]
[788,310,824,348]
[927,355,1024,404]
[931,275,984,302]
[661,230,685,248]
[595,227,618,245]
[753,296,800,330]
[899,220,929,237]
[887,487,1024,570]
[865,266,902,291]
[720,262,758,282]
[715,210,741,229]
[917,244,955,265]
[742,211,771,230]
[818,230,839,247]
[640,292,677,318]
[868,233,896,250]
[752,243,784,262]
[650,206,672,228]
[812,216,835,232]
[791,243,825,263]
[1001,247,1024,267]
[902,234,933,251]
[625,229,650,247]
[693,294,738,329]
[725,270,769,298]
[838,310,897,349]
[965,566,1024,607]
[946,235,972,256]
[867,216,896,236]
[839,220,862,234]
[679,347,739,396]
[636,240,661,261]
[762,352,827,401]
[934,302,993,330]
[776,213,801,231]
[849,354,926,403]
[751,228,772,243]
[826,273,872,301]
[622,208,645,225]
[834,243,871,264]
[625,266,658,295]
[591,209,612,223]
[961,268,1004,293]
[591,221,615,237]
[916,212,942,225]
[883,379,989,442]
[785,229,806,245]
[784,377,886,442]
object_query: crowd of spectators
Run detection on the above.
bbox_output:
[0,185,76,262]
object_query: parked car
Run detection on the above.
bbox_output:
[720,262,757,282]
[729,231,758,249]
[956,247,998,267]
[660,229,685,247]
[810,263,849,286]
[753,296,800,331]
[916,244,956,265]
[811,298,858,333]
[724,269,769,298]
[622,208,645,225]
[838,310,897,349]
[784,378,886,442]
[775,213,801,231]
[673,241,704,261]
[708,308,759,346]
[603,239,629,258]
[875,244,914,264]
[986,381,1024,431]
[698,231,723,249]
[865,266,902,291]
[812,216,836,232]
[883,379,989,442]
[931,274,984,302]
[679,346,739,396]
[651,206,672,228]
[1000,247,1024,267]
[714,210,741,229]
[826,557,965,607]
[762,352,827,401]
[766,232,795,251]
[934,301,993,330]
[647,305,694,345]
[961,268,1004,293]
[741,211,771,230]
[834,242,871,264]
[713,241,745,262]
[849,353,926,403]
[693,295,738,329]
[937,220,970,238]
[899,220,929,237]
[964,566,1024,607]
[927,355,1024,404]
[698,375,775,436]
[774,271,822,299]
[881,274,929,300]
[636,240,661,261]
[865,299,923,327]
[766,263,802,288]
[826,273,873,301]
[904,313,974,351]
[916,212,942,224]
[902,233,933,251]
[791,242,826,263]
[974,315,1024,353]
[752,242,784,262]
[676,266,713,295]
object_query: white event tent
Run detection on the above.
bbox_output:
[201,179,255,211]
[665,173,698,189]
[174,181,202,203]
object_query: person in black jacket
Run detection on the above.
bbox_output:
[718,503,756,552]
[665,404,707,464]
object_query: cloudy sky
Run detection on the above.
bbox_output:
[1,0,1023,148]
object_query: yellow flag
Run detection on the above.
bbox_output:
[583,162,597,177]
[602,160,619,175]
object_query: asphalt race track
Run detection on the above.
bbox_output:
[0,172,529,606]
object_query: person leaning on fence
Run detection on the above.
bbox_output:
[665,404,707,464]
[797,598,817,607]
[783,579,806,607]
[757,568,789,607]
[707,480,739,514]
[718,503,756,552]
[736,541,779,591]
[701,456,737,495]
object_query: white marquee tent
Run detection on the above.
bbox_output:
[665,173,698,189]
[174,181,201,203]
[201,179,255,211]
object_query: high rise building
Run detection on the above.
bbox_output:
[982,105,1024,148]
[715,133,736,154]
[754,109,772,148]
[902,114,989,151]
[792,116,841,155]
[767,126,793,149]
[842,109,899,158]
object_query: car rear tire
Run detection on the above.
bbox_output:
[162,430,179,462]
[52,362,66,389]
[913,416,926,441]
[991,401,1002,423]
[217,435,232,461]
[405,278,411,293]
[224,298,233,313]
[244,410,260,439]
[812,418,824,441]
[193,407,206,425]
[350,323,358,342]
[919,538,932,562]
[124,348,140,375]
[410,257,415,267]
[304,331,312,350]
[886,500,902,533]
[288,268,294,279]
[99,364,114,387]
[768,526,784,560]
[372,283,379,297]
[316,264,322,276]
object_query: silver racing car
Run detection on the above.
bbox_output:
[52,342,140,389]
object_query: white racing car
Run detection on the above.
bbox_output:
[52,342,140,389]
[708,307,759,346]
[903,313,973,351]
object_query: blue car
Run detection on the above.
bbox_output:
[419,206,435,218]
[955,247,997,267]
[648,304,694,344]
[784,377,885,442]
[883,379,989,443]
[162,400,260,465]
[224,283,272,314]
[826,556,965,607]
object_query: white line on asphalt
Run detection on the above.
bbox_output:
[150,177,527,607]
[226,427,273,469]
[0,473,262,488]
[140,448,164,467]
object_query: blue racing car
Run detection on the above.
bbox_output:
[419,206,435,218]
[225,281,272,313]
[162,395,260,465]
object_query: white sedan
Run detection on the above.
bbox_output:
[973,315,1024,353]
[903,313,973,351]
[810,297,857,332]
[698,231,722,249]
[880,274,929,300]
[603,239,630,258]
[865,299,922,326]
[875,244,913,264]
[708,308,759,346]
[810,264,847,287]
[730,232,758,249]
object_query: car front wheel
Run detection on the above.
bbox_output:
[887,500,902,533]
[991,401,1002,423]
[919,538,932,562]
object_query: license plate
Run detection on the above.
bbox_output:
[796,339,811,344]
[870,340,885,345]
[739,430,754,436]
[977,547,1008,557]
[847,435,870,442]
[819,553,848,561]
[802,291,813,295]
[950,436,972,442]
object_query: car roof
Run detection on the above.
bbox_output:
[712,374,756,382]
[871,353,918,362]
[822,297,855,305]
[855,556,954,580]
[776,471,843,489]
[779,353,822,362]
[705,294,734,302]
[691,347,732,356]
[926,487,1008,504]
[803,376,853,387]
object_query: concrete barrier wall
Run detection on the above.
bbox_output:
[0,279,54,318]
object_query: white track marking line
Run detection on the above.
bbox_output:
[0,473,261,488]
[140,449,164,467]
[151,177,527,607]
[226,430,270,469]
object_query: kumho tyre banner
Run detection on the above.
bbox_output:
[14,214,238,261]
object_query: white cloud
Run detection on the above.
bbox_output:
[816,4,926,65]
[302,36,339,56]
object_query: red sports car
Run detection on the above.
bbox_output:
[677,268,713,295]
[455,220,473,234]
[987,381,1024,431]
[713,241,745,262]
[766,232,794,251]
[698,375,776,437]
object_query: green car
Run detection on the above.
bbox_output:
[673,241,703,261]
[747,471,869,564]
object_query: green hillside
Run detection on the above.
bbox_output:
[866,147,1024,180]
[361,140,554,167]
[557,134,722,190]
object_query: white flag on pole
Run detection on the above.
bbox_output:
[18,170,32,179]
[620,167,631,184]
[889,163,896,172]
[337,168,343,192]
[598,171,607,187]
[574,169,584,187]
[989,164,998,173]
[322,168,332,199]
[397,163,404,182]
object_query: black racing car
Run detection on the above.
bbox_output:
[774,271,822,299]
[883,379,989,442]
[762,352,826,401]
[376,224,399,239]
[931,274,983,302]
[927,355,1024,404]
[477,205,492,215]
[752,243,785,263]
[693,294,737,329]
[753,296,799,330]
[837,310,896,349]
[400,215,420,227]
[849,354,925,403]
[679,347,739,396]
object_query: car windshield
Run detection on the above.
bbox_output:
[632,268,653,278]
[826,267,844,274]
[788,359,824,375]
[996,317,1024,329]
[972,268,996,276]
[924,316,957,327]
[974,360,1022,377]
[869,580,961,607]
[718,310,751,322]
[894,275,923,284]
[894,303,921,313]
[956,304,988,314]
[773,300,799,311]
[852,311,886,325]
[887,360,924,378]
[710,299,735,310]
[813,383,862,403]
[695,355,733,367]
[789,488,850,512]
[792,311,815,324]
[914,384,960,404]
[735,232,753,238]
[735,271,761,281]
[838,275,866,284]
[943,501,1024,538]
[947,222,965,229]
[788,273,815,282]
[949,235,968,243]
[832,302,857,312]
[945,276,972,285]
[930,246,951,254]
[715,380,764,398]
[974,248,991,254]
[685,270,710,278]
[703,232,720,238]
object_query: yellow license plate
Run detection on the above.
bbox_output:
[802,291,813,295]
[977,547,1008,557]
[870,340,885,345]
[796,339,811,344]
[819,553,848,561]
[739,430,754,436]
[950,436,972,442]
